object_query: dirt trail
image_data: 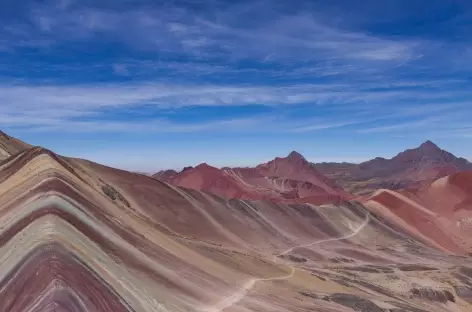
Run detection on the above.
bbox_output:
[202,214,370,312]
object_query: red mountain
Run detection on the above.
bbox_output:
[314,140,472,195]
[156,152,347,204]
[2,129,472,311]
[256,151,346,195]
[166,163,257,199]
[365,170,472,254]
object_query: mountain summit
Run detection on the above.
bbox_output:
[420,140,439,149]
[287,151,305,161]
[393,140,470,168]
[0,132,469,311]
[155,150,347,203]
[414,140,443,155]
[314,141,472,195]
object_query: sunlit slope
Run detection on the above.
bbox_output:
[0,147,470,311]
[366,171,472,254]
[156,151,347,204]
[0,130,31,160]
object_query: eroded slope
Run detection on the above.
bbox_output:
[0,147,470,312]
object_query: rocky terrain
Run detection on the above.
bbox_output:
[0,130,31,160]
[155,141,472,200]
[314,140,472,196]
[0,131,471,311]
[365,170,472,254]
[154,151,348,205]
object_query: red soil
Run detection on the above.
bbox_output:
[367,171,472,254]
[161,152,348,204]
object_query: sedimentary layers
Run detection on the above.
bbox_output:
[0,147,471,311]
[155,151,347,204]
[0,130,31,160]
[366,170,472,254]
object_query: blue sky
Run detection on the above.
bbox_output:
[1,0,471,171]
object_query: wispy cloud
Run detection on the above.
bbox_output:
[357,118,437,134]
[0,79,470,135]
[23,116,273,133]
[1,0,420,66]
[1,1,469,85]
[0,0,471,156]
[1,80,469,109]
[289,120,367,133]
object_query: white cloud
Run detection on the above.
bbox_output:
[356,116,445,134]
[289,120,366,133]
[0,1,470,138]
[1,81,468,111]
[24,116,274,133]
[9,1,419,66]
[0,81,470,134]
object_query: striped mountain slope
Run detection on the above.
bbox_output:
[0,144,470,311]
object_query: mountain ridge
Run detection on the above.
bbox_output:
[313,140,472,195]
[0,130,472,311]
[0,130,32,160]
[156,151,347,204]
[153,140,472,199]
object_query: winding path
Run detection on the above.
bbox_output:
[202,214,370,312]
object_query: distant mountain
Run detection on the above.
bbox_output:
[313,140,472,195]
[1,129,471,312]
[154,151,347,204]
[152,169,178,180]
[255,151,347,196]
[0,130,31,160]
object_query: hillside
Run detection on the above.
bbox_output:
[156,151,348,204]
[0,131,471,311]
[0,130,31,160]
[314,141,472,195]
[365,170,472,255]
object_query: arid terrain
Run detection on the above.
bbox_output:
[1,131,472,312]
[155,140,472,200]
[0,130,31,160]
[314,141,472,196]
[154,151,348,205]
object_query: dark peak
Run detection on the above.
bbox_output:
[158,169,177,174]
[414,140,444,156]
[287,151,305,161]
[181,166,193,172]
[420,140,440,150]
[195,162,216,170]
[391,140,459,165]
[152,169,178,180]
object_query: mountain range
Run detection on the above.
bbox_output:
[154,140,472,200]
[154,151,348,205]
[314,140,472,195]
[1,130,472,312]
